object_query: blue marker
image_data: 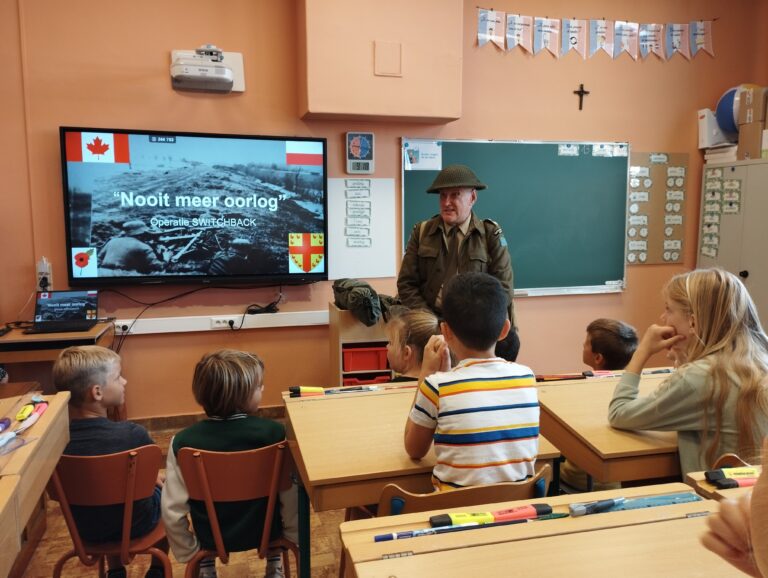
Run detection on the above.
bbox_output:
[0,418,10,433]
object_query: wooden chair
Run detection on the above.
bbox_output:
[339,464,551,577]
[47,445,171,578]
[177,442,299,578]
[712,453,750,469]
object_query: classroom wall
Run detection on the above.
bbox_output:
[2,0,766,419]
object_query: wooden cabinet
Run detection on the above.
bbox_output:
[698,159,768,320]
[328,303,392,387]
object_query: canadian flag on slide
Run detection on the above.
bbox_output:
[66,132,130,163]
[285,141,323,166]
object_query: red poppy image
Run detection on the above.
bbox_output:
[74,249,95,275]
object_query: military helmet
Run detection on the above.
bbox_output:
[426,164,486,193]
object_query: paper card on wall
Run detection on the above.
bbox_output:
[723,179,741,191]
[666,23,691,60]
[639,23,664,60]
[664,239,682,250]
[628,215,648,225]
[347,200,371,209]
[666,190,685,201]
[723,191,740,202]
[592,144,614,157]
[614,21,639,60]
[558,144,579,156]
[690,21,714,57]
[702,234,719,246]
[613,144,628,157]
[561,19,587,58]
[629,165,650,177]
[723,202,740,214]
[533,17,561,57]
[506,14,533,53]
[649,153,669,164]
[347,238,372,248]
[346,179,371,188]
[704,202,721,213]
[347,207,370,217]
[403,140,442,171]
[706,168,723,179]
[478,9,505,49]
[346,217,370,227]
[629,191,649,202]
[704,191,721,201]
[705,179,722,190]
[628,240,647,251]
[701,245,717,258]
[589,19,614,57]
[704,213,720,224]
[667,166,686,177]
[345,188,370,199]
[345,227,370,237]
[665,215,683,225]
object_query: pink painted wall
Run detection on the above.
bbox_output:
[2,0,766,418]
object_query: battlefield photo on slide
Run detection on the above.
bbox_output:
[64,131,326,280]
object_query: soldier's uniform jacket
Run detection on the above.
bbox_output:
[397,212,515,325]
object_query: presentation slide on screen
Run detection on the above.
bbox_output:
[64,131,326,279]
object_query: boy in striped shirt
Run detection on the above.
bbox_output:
[404,272,539,490]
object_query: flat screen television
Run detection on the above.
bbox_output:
[60,126,328,286]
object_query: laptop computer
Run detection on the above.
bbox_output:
[24,290,99,334]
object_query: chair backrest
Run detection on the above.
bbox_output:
[377,463,552,516]
[47,444,163,566]
[176,441,291,561]
[711,453,750,469]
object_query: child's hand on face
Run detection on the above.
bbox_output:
[640,324,686,356]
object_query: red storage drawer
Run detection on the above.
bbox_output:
[342,375,392,386]
[342,346,388,372]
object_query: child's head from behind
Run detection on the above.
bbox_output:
[385,307,440,374]
[664,268,767,360]
[584,319,638,370]
[193,349,264,417]
[53,345,124,407]
[442,272,509,352]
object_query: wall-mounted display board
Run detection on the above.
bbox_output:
[626,152,688,265]
[402,138,629,296]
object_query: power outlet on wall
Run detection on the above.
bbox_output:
[210,316,239,329]
[36,257,53,291]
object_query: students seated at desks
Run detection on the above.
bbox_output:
[404,272,538,491]
[701,438,768,577]
[609,268,768,475]
[561,318,638,492]
[53,345,168,578]
[161,350,298,578]
[384,307,440,382]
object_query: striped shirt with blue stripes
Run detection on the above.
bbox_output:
[408,357,539,490]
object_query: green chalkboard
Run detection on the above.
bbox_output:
[402,139,629,295]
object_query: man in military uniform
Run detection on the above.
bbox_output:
[98,220,162,276]
[396,164,515,325]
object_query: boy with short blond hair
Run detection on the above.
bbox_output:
[404,272,538,490]
[54,345,166,578]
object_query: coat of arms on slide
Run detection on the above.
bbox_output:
[288,233,325,273]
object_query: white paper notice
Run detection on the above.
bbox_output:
[328,178,396,279]
[403,140,443,171]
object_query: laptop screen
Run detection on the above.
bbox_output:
[34,290,98,322]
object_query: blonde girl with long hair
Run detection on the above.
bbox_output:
[385,308,441,381]
[609,268,768,474]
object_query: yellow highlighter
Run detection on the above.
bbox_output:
[288,386,325,398]
[16,404,34,421]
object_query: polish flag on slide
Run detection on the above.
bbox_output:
[65,132,131,163]
[285,141,323,166]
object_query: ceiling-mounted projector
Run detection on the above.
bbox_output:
[171,44,234,93]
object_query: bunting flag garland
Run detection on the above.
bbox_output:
[533,17,561,57]
[690,20,714,57]
[639,23,665,60]
[589,19,615,58]
[561,19,587,58]
[666,23,691,60]
[614,21,639,60]
[506,13,533,53]
[478,9,505,49]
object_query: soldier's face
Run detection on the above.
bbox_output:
[439,187,476,227]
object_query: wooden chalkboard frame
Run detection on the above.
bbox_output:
[401,138,629,296]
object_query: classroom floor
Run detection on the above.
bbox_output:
[21,427,346,578]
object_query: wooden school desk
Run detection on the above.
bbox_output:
[0,389,70,577]
[686,467,761,501]
[0,322,114,364]
[341,483,729,578]
[283,386,560,578]
[538,374,680,484]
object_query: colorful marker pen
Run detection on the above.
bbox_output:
[569,497,626,517]
[0,418,11,433]
[705,467,761,482]
[429,503,552,528]
[714,477,758,489]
